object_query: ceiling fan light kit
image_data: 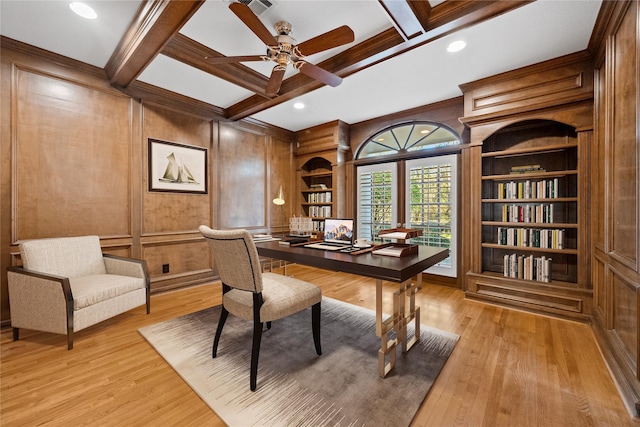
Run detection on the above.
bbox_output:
[209,2,355,95]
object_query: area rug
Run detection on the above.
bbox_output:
[139,297,459,427]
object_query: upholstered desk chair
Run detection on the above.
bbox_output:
[199,226,322,391]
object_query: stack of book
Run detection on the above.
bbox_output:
[509,164,546,174]
[252,234,276,242]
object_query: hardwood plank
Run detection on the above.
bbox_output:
[1,264,634,426]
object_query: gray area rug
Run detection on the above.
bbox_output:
[139,297,459,427]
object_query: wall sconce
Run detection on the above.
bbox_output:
[272,185,285,236]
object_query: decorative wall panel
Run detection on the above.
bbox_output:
[217,123,267,229]
[13,68,132,240]
[612,270,638,367]
[609,4,638,269]
[142,105,212,235]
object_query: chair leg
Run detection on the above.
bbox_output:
[312,302,321,355]
[250,317,263,391]
[212,306,229,358]
[12,327,18,342]
[266,321,272,330]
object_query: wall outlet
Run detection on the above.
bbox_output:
[162,264,170,274]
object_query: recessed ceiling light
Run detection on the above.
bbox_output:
[447,40,466,53]
[420,129,430,134]
[293,102,305,110]
[70,2,97,19]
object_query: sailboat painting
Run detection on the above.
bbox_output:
[148,139,207,193]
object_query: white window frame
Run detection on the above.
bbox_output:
[356,162,398,242]
[405,155,458,277]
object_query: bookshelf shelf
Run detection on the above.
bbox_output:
[481,243,578,255]
[481,197,578,203]
[482,170,577,181]
[482,221,578,228]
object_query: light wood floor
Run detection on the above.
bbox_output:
[1,264,637,426]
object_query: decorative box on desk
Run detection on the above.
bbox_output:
[378,228,422,244]
[371,243,418,257]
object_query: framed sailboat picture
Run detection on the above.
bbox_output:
[148,139,208,194]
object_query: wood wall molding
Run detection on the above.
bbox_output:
[459,51,594,124]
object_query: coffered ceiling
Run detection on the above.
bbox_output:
[0,0,603,131]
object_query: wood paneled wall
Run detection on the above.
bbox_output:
[590,0,640,415]
[0,41,294,322]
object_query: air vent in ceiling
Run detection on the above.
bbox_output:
[237,0,274,16]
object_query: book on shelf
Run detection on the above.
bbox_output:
[503,253,551,282]
[309,183,328,189]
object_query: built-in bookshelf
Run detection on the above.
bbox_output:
[480,121,579,285]
[300,158,334,232]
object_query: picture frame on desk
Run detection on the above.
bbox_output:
[148,138,208,194]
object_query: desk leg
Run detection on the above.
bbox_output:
[376,274,423,377]
[403,272,422,353]
[376,279,397,377]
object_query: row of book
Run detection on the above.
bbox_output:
[306,191,332,203]
[497,227,565,249]
[504,253,552,282]
[308,205,331,218]
[501,204,555,223]
[497,178,560,199]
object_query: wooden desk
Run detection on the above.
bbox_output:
[255,241,449,377]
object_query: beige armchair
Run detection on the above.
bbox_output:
[8,235,150,349]
[199,226,322,391]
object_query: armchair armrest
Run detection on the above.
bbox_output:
[7,266,74,348]
[103,254,151,314]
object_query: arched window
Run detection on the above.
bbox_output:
[356,122,460,159]
[356,122,461,278]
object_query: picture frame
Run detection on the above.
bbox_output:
[148,138,208,194]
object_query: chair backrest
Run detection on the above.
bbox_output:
[19,235,107,278]
[199,226,263,293]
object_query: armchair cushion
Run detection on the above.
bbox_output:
[71,274,146,310]
[223,272,322,322]
[19,235,106,278]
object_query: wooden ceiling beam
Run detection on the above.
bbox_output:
[105,0,204,88]
[162,34,272,97]
[226,0,533,121]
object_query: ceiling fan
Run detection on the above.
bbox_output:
[207,2,355,95]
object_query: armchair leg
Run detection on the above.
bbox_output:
[212,306,229,358]
[12,327,18,342]
[250,317,263,392]
[312,302,321,355]
[67,334,73,350]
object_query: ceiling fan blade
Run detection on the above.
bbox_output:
[266,67,286,95]
[229,3,278,46]
[296,25,355,57]
[206,55,266,64]
[297,62,343,87]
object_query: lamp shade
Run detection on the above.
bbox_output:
[273,185,285,205]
